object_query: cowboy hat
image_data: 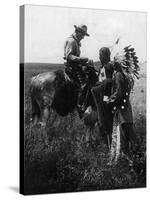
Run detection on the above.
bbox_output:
[74,24,90,36]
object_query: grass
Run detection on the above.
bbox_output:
[23,62,146,195]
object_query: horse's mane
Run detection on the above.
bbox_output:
[51,69,77,116]
[52,67,99,116]
[54,69,72,88]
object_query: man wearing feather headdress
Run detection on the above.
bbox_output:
[107,45,140,164]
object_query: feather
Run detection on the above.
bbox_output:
[131,52,136,56]
[124,45,131,51]
[115,37,120,45]
[128,48,135,52]
[114,45,140,81]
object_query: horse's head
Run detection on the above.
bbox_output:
[80,64,99,116]
[85,63,99,86]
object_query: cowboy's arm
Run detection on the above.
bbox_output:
[64,39,88,64]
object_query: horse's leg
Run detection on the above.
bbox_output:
[85,128,90,147]
[40,94,54,127]
[106,133,111,151]
[102,131,110,151]
[68,110,76,130]
[30,96,41,126]
[40,106,49,127]
[32,115,38,126]
[47,109,58,127]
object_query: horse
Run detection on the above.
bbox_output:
[30,64,98,127]
[30,60,114,149]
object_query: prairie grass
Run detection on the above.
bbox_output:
[23,63,146,194]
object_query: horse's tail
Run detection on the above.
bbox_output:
[30,77,41,123]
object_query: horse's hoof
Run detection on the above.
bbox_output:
[29,118,33,122]
[107,161,112,166]
[38,122,46,128]
[86,142,90,148]
[45,144,50,149]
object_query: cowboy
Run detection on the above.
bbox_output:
[64,24,93,116]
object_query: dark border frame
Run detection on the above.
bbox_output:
[20,5,25,195]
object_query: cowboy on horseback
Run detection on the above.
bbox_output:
[64,24,93,117]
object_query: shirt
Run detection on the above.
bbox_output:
[99,67,106,82]
[64,34,81,63]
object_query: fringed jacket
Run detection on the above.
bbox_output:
[109,69,133,124]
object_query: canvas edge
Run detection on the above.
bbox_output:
[19,5,25,195]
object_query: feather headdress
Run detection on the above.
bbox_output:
[113,45,140,89]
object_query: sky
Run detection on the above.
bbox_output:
[24,5,147,63]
